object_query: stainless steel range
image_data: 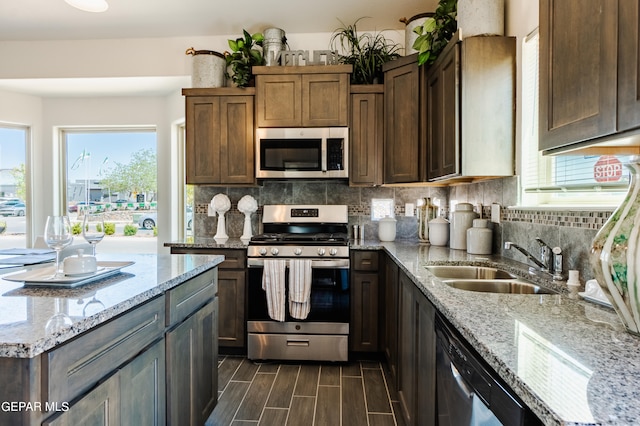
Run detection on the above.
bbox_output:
[247,204,350,362]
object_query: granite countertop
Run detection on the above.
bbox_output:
[0,253,223,359]
[165,237,640,425]
[166,237,248,250]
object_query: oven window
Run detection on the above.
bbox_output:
[248,267,350,322]
[260,138,322,171]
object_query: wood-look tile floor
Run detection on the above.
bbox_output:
[206,356,405,426]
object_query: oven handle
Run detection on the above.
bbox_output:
[247,258,350,269]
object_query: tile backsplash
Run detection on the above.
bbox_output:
[194,176,613,284]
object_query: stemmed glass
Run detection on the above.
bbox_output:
[44,215,73,278]
[82,213,105,256]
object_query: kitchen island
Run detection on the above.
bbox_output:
[0,253,223,426]
[168,238,640,425]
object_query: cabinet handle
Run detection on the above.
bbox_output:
[287,340,310,347]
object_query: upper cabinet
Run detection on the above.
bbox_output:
[426,33,515,181]
[540,0,640,154]
[254,65,351,127]
[183,88,255,185]
[350,85,384,186]
[383,55,426,183]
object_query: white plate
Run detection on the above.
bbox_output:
[4,261,135,288]
[578,291,613,308]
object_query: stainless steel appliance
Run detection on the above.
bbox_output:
[435,313,542,426]
[247,204,350,362]
[255,127,348,179]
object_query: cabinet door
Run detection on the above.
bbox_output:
[255,74,302,127]
[43,373,120,426]
[166,300,218,426]
[397,271,417,424]
[218,269,246,348]
[426,43,459,180]
[350,89,384,186]
[539,0,618,152]
[302,73,349,126]
[383,259,399,382]
[185,95,255,184]
[618,0,640,131]
[350,272,379,352]
[384,62,421,183]
[415,288,436,426]
[120,340,166,425]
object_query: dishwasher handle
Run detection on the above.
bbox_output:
[451,363,474,400]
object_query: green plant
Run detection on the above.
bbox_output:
[71,222,82,235]
[104,222,116,235]
[123,224,138,236]
[224,30,265,87]
[0,221,6,233]
[412,0,458,66]
[331,18,401,85]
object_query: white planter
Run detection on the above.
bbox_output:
[457,0,505,38]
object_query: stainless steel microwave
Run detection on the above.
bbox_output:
[256,127,349,179]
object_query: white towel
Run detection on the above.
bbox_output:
[262,259,286,322]
[288,259,312,320]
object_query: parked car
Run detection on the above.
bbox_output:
[0,202,26,216]
[0,199,23,209]
[68,201,98,213]
[137,208,192,230]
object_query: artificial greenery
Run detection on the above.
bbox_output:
[224,30,265,87]
[330,18,401,85]
[412,0,458,66]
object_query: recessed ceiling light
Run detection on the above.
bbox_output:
[64,0,109,13]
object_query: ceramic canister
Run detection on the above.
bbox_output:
[428,216,450,246]
[450,203,478,250]
[466,219,492,254]
[378,216,397,242]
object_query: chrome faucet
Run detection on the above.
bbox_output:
[504,240,564,281]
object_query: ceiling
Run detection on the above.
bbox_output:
[0,0,436,97]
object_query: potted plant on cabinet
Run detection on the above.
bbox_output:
[330,18,401,84]
[224,30,265,87]
[412,0,457,66]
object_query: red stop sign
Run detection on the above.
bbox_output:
[594,155,623,182]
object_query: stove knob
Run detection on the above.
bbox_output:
[317,248,326,256]
[329,248,338,256]
[294,248,303,256]
[259,248,267,256]
[271,248,279,256]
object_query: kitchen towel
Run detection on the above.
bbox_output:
[288,258,312,320]
[262,259,286,322]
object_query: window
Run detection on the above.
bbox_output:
[520,30,629,207]
[63,129,157,254]
[0,124,28,249]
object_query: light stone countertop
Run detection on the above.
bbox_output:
[0,253,223,359]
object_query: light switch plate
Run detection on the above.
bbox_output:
[491,203,501,223]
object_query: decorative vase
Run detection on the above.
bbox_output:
[590,156,640,335]
[457,0,505,38]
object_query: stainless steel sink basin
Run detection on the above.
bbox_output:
[426,265,516,280]
[443,279,554,294]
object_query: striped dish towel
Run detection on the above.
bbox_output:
[262,259,286,322]
[289,259,312,320]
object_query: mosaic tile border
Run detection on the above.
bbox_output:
[503,209,612,230]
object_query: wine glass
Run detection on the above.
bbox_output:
[44,298,73,334]
[44,215,73,278]
[82,213,105,256]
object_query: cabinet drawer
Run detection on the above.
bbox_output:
[169,248,246,269]
[43,296,165,404]
[166,268,217,327]
[352,251,379,271]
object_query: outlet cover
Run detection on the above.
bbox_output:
[491,203,501,223]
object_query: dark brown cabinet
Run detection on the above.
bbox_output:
[254,65,351,127]
[350,250,380,352]
[539,0,640,153]
[183,88,255,184]
[425,33,515,181]
[383,256,399,381]
[349,85,384,186]
[169,247,246,350]
[383,54,426,183]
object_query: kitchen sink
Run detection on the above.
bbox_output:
[425,265,516,280]
[443,279,554,294]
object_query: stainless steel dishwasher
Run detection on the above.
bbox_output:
[435,314,542,426]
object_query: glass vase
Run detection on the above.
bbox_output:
[590,156,640,335]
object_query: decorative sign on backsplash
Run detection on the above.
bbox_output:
[276,50,339,66]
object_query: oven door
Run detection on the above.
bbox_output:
[247,258,350,323]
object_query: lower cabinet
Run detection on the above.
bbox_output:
[385,258,436,426]
[166,300,218,425]
[350,250,381,352]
